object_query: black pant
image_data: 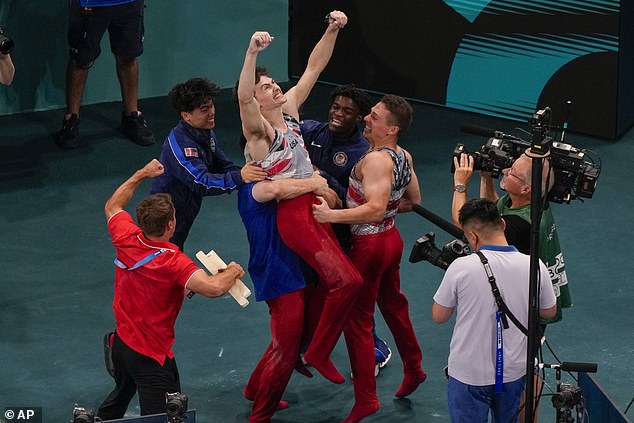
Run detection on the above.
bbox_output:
[97,332,181,419]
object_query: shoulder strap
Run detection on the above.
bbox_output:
[475,251,528,336]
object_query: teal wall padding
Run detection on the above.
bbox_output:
[0,0,288,116]
[446,33,619,121]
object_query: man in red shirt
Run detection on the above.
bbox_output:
[97,159,245,419]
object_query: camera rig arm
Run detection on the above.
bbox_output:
[412,204,464,240]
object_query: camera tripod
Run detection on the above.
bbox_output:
[540,362,596,423]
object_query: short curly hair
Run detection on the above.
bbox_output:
[169,77,220,115]
[330,84,371,118]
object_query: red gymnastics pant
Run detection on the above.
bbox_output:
[277,193,363,368]
[344,227,423,407]
[244,289,305,423]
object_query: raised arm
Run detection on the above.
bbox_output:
[105,159,164,220]
[283,11,347,119]
[480,171,499,203]
[312,151,392,224]
[451,153,473,227]
[237,31,276,160]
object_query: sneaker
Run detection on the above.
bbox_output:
[54,114,80,149]
[121,111,155,146]
[374,336,392,369]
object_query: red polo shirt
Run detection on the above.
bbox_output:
[108,211,201,365]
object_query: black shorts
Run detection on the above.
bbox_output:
[68,0,145,67]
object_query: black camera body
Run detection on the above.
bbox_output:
[409,232,471,270]
[551,383,582,409]
[72,406,95,423]
[454,108,600,204]
[453,137,527,178]
[0,26,14,55]
[166,392,188,420]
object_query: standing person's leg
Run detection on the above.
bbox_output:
[248,290,305,423]
[492,377,525,423]
[133,353,181,415]
[375,229,426,398]
[277,194,362,384]
[56,1,108,148]
[97,333,138,420]
[447,377,491,423]
[116,55,138,116]
[341,230,402,423]
[110,0,154,145]
[65,64,89,118]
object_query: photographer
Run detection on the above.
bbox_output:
[451,152,571,324]
[433,199,557,423]
[0,26,14,86]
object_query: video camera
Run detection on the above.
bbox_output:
[455,107,601,204]
[408,205,472,271]
[409,232,471,270]
[166,392,188,422]
[0,26,14,55]
[71,405,95,423]
[552,383,583,409]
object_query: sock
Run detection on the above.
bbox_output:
[341,402,379,423]
[395,370,427,398]
[295,357,313,378]
[306,358,345,384]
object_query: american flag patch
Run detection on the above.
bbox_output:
[184,147,198,157]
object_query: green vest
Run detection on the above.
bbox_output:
[497,194,572,324]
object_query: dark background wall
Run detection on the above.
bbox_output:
[289,0,631,139]
[0,0,289,116]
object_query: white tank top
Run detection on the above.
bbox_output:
[346,147,412,235]
[245,114,313,180]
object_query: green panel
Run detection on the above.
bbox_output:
[0,0,288,115]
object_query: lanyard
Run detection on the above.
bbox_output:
[495,311,504,393]
[114,249,166,270]
[476,251,529,394]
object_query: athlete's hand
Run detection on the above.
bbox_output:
[241,161,268,183]
[326,10,348,30]
[312,196,334,223]
[248,31,274,53]
[318,188,342,209]
[222,262,246,279]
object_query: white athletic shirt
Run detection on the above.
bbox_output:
[346,147,411,236]
[433,245,556,386]
[245,114,313,180]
